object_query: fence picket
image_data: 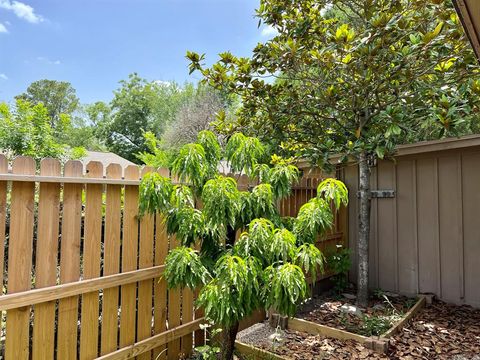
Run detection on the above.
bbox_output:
[153,168,169,360]
[119,165,140,347]
[32,158,61,359]
[167,235,182,360]
[57,160,84,359]
[101,164,123,355]
[5,156,36,360]
[137,167,156,360]
[80,161,104,359]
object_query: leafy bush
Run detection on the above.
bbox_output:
[139,131,348,360]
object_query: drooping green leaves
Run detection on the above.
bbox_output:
[197,130,222,177]
[198,255,261,327]
[269,228,296,263]
[202,175,240,233]
[137,131,348,341]
[225,133,265,176]
[172,143,208,190]
[250,183,277,219]
[139,172,173,215]
[317,178,349,210]
[267,163,300,199]
[164,246,210,289]
[294,197,333,243]
[295,243,325,283]
[263,263,307,317]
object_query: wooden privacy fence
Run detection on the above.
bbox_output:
[342,134,480,308]
[0,154,345,360]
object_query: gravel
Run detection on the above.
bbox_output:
[236,321,277,346]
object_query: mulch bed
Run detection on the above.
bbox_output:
[237,299,480,360]
[296,290,416,336]
[255,328,388,359]
[388,300,480,359]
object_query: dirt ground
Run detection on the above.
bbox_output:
[237,299,480,359]
[296,290,415,337]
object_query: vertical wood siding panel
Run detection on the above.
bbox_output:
[369,166,378,289]
[416,158,440,294]
[396,160,417,295]
[438,155,462,303]
[376,160,396,292]
[461,152,480,306]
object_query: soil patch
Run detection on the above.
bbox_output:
[237,321,387,359]
[296,290,416,336]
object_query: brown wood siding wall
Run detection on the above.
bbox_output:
[343,145,480,307]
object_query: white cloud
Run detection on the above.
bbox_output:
[0,22,7,33]
[153,80,172,87]
[0,0,44,24]
[0,73,8,80]
[261,25,278,37]
[37,56,61,65]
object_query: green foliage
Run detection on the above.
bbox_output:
[266,161,300,199]
[295,243,325,283]
[164,247,210,289]
[225,133,265,176]
[202,175,240,234]
[198,255,261,327]
[172,143,208,189]
[327,245,352,292]
[263,263,307,317]
[294,197,333,243]
[136,131,170,168]
[0,100,71,161]
[188,0,480,164]
[106,74,199,163]
[16,79,79,128]
[317,178,349,210]
[138,132,348,358]
[269,228,296,263]
[139,172,173,215]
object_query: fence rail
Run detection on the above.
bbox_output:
[0,154,344,359]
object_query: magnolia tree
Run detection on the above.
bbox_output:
[139,130,347,360]
[186,0,480,306]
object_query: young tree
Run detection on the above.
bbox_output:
[139,131,347,360]
[186,0,480,306]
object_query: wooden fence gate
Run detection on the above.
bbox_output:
[0,155,345,359]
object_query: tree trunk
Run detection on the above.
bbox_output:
[220,322,239,360]
[357,151,371,307]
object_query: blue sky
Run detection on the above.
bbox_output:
[0,0,276,103]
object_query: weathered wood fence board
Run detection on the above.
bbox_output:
[0,155,344,359]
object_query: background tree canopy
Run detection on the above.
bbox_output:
[1,74,230,164]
